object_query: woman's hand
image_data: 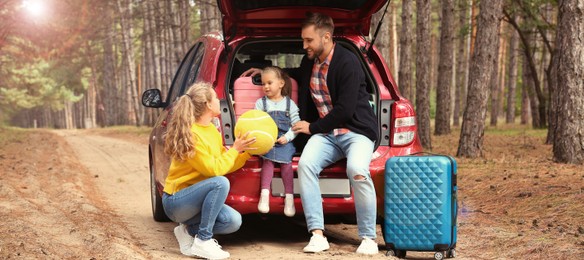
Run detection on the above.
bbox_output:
[240,68,262,78]
[233,131,257,153]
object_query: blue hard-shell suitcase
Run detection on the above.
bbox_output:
[383,154,457,260]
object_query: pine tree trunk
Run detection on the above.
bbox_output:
[154,1,170,94]
[88,55,98,128]
[457,0,502,158]
[398,0,414,101]
[523,42,541,128]
[389,2,398,82]
[552,0,584,164]
[102,6,116,126]
[415,0,432,149]
[164,3,175,91]
[116,0,141,126]
[201,0,221,35]
[469,0,478,56]
[547,49,559,144]
[371,3,390,66]
[506,23,519,124]
[489,22,502,127]
[435,0,455,135]
[453,0,470,127]
[521,82,530,124]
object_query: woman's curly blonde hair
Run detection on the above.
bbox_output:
[164,82,214,161]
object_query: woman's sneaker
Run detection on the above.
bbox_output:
[191,235,230,260]
[173,224,194,256]
[258,189,270,213]
[284,193,295,217]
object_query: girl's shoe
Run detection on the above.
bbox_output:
[258,189,270,213]
[284,193,295,217]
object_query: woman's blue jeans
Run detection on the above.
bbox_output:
[298,132,377,239]
[162,176,242,240]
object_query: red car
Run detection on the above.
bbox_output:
[142,0,422,222]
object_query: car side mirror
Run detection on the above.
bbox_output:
[142,89,164,108]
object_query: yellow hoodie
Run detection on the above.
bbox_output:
[163,123,251,195]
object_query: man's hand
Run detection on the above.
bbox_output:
[292,121,311,135]
[240,68,262,77]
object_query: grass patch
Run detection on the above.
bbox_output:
[84,126,152,145]
[485,124,548,137]
[0,127,30,146]
[92,125,152,135]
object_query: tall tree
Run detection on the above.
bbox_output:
[371,2,391,65]
[200,0,221,35]
[457,0,503,158]
[435,0,455,135]
[520,81,530,124]
[489,22,503,126]
[116,0,140,126]
[453,0,471,127]
[506,19,520,124]
[522,35,541,128]
[416,0,432,149]
[552,0,584,164]
[503,2,556,129]
[398,0,414,101]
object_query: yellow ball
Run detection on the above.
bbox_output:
[234,110,278,155]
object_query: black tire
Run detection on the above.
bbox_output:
[150,158,170,222]
[395,250,407,258]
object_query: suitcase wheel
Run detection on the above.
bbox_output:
[434,251,445,260]
[385,249,406,258]
[447,249,456,258]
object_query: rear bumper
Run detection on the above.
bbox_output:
[223,144,422,215]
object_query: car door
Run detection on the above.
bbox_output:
[152,42,206,182]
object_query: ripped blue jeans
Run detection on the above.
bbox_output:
[298,132,376,238]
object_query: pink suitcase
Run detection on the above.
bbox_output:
[233,76,298,119]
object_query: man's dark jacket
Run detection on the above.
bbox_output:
[290,43,379,144]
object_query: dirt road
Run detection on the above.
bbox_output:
[1,128,582,259]
[0,129,396,259]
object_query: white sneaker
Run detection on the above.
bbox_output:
[303,233,330,253]
[173,224,194,256]
[284,194,295,217]
[191,235,230,260]
[258,189,270,213]
[356,237,379,255]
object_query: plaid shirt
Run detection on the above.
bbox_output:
[310,44,349,136]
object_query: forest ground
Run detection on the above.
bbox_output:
[0,124,582,260]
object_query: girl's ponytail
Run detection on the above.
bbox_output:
[164,82,213,161]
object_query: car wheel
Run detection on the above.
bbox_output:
[150,157,170,222]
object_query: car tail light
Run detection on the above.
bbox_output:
[391,100,417,146]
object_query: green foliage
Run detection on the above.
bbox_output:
[0,57,83,118]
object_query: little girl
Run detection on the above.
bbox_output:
[254,66,300,217]
[162,82,255,259]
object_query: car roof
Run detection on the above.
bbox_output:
[217,0,388,39]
